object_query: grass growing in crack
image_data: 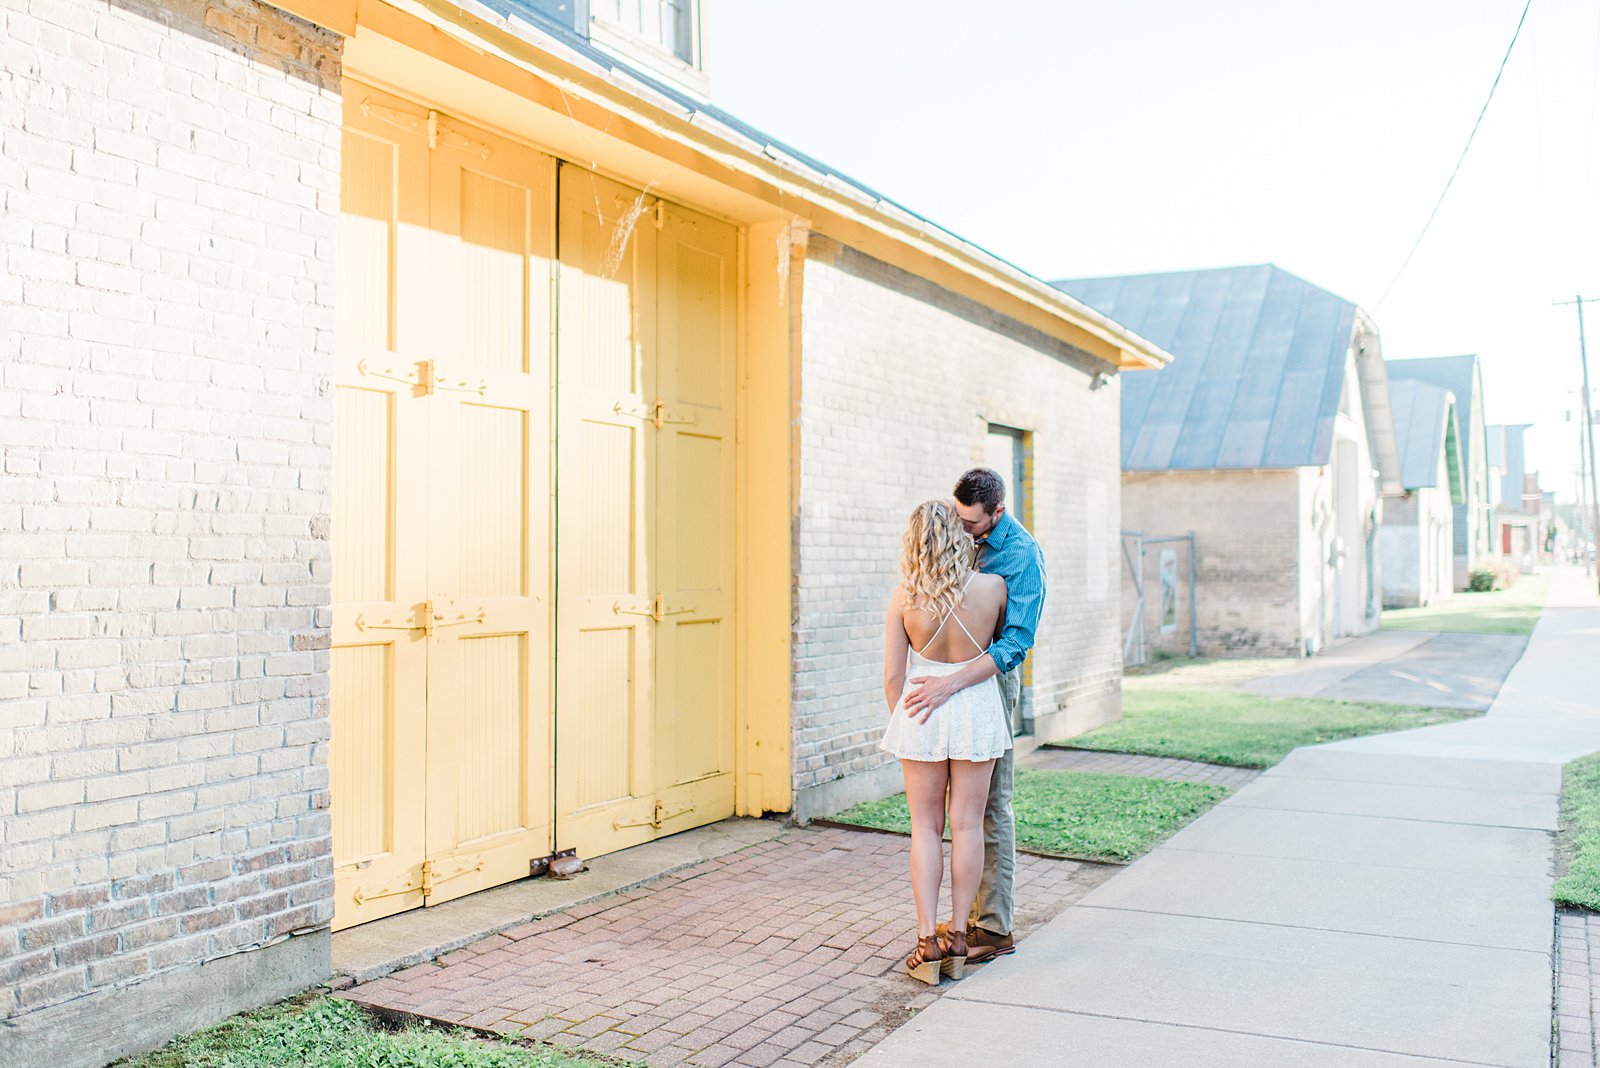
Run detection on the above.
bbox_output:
[1063,686,1474,768]
[831,767,1228,863]
[1554,752,1600,910]
[112,995,631,1068]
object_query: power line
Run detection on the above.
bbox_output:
[1375,0,1533,310]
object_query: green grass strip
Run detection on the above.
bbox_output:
[115,996,629,1068]
[1382,573,1549,635]
[1066,688,1475,768]
[1554,751,1600,911]
[831,767,1228,863]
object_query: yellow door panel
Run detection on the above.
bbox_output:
[555,166,659,859]
[334,85,558,927]
[331,87,431,931]
[555,172,737,859]
[423,117,555,907]
[654,201,737,813]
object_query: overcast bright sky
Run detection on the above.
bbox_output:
[705,0,1600,498]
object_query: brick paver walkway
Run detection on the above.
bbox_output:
[1023,745,1263,787]
[1557,908,1597,1067]
[344,825,1113,1067]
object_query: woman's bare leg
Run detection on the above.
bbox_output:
[947,758,997,934]
[901,759,950,938]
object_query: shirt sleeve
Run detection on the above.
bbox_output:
[988,544,1045,674]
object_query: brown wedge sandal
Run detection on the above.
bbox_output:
[939,927,968,980]
[905,934,944,985]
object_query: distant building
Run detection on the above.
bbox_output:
[1488,424,1547,570]
[1379,380,1463,607]
[1056,265,1402,658]
[1385,356,1492,588]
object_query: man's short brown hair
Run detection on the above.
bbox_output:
[954,468,1005,515]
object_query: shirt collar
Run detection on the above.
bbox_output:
[978,510,1014,551]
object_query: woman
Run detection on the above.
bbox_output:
[880,499,1011,984]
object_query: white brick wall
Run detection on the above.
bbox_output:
[0,0,339,1020]
[1122,469,1304,658]
[1382,484,1457,609]
[791,237,1123,817]
[1299,412,1384,652]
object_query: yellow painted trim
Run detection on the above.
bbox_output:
[346,1,1168,371]
[736,219,803,815]
[345,6,785,224]
[265,0,357,35]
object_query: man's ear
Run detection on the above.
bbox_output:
[993,503,1006,521]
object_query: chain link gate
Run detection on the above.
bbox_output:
[1122,530,1198,667]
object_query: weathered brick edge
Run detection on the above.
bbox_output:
[1555,907,1595,1067]
[1,0,341,1051]
[0,929,329,1068]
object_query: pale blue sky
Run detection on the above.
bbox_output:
[705,0,1600,494]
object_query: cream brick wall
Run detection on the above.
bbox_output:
[1381,484,1455,608]
[1121,469,1304,658]
[791,237,1123,819]
[0,0,339,1030]
[1298,408,1384,652]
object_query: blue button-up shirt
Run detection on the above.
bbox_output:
[977,511,1046,674]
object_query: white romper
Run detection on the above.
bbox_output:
[880,586,1014,763]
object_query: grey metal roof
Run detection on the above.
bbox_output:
[473,3,1011,283]
[1053,265,1360,470]
[1386,355,1482,463]
[1388,380,1462,498]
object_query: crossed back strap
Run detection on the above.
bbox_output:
[914,573,983,655]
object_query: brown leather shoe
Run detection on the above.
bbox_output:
[935,922,1015,964]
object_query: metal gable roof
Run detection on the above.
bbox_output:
[1054,265,1360,470]
[1388,380,1462,497]
[1386,355,1482,462]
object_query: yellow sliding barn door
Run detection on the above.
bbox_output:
[330,98,431,929]
[420,118,556,907]
[554,170,658,855]
[555,167,736,859]
[652,201,738,834]
[331,84,556,929]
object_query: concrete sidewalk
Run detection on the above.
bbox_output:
[858,568,1600,1068]
[1239,629,1528,710]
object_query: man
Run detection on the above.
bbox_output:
[902,466,1046,963]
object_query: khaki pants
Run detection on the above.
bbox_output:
[970,666,1019,935]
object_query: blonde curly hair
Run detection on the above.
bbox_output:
[899,499,976,618]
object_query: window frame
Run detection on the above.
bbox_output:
[588,0,708,95]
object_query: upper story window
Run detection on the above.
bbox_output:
[589,0,707,97]
[499,0,708,98]
[592,0,696,64]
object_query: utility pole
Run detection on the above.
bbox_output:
[1580,398,1593,575]
[1555,295,1600,593]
